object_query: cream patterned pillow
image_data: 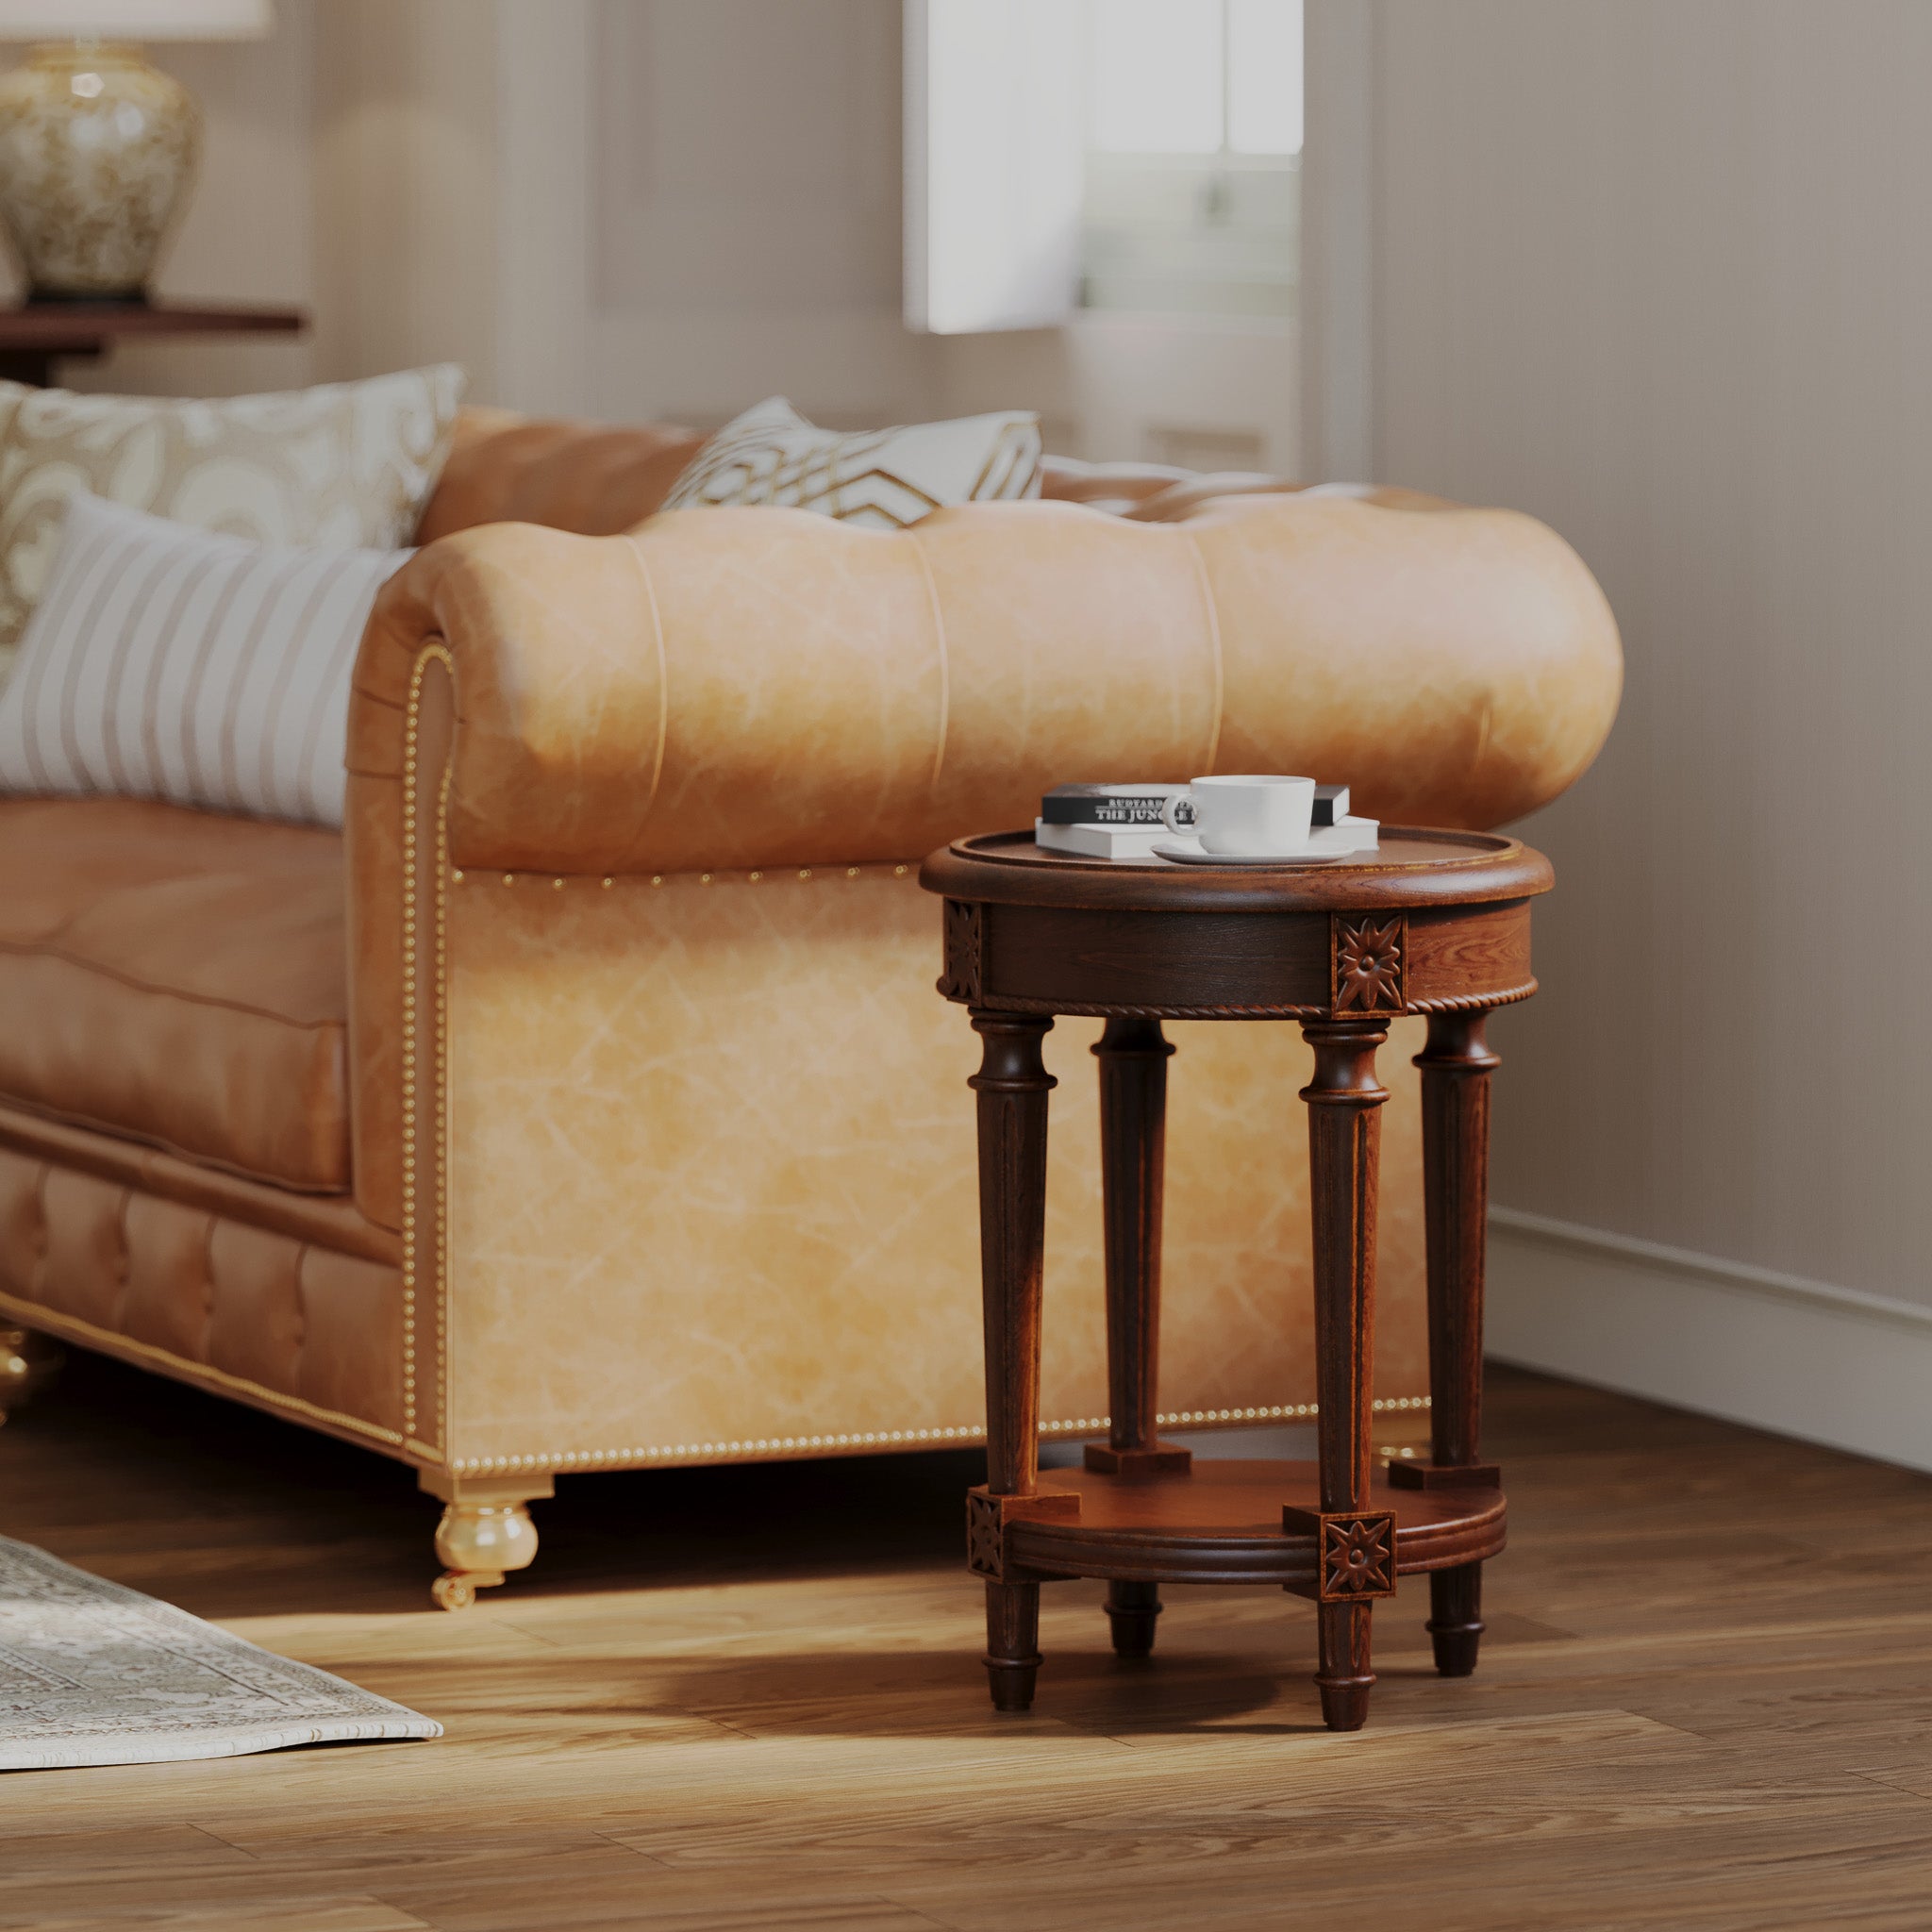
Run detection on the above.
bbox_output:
[660,396,1042,528]
[0,363,462,675]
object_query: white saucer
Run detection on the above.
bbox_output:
[1152,840,1348,868]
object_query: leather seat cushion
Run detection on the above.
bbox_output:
[0,797,349,1192]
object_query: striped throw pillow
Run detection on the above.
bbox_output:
[660,396,1042,528]
[0,494,409,830]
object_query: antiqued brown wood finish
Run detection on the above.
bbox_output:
[1091,1015,1188,1656]
[1294,1019,1392,1730]
[1409,1009,1507,1675]
[967,1010,1061,1707]
[924,828,1553,1731]
[932,832,1542,1019]
[1087,1018,1191,1483]
[1010,1461,1504,1584]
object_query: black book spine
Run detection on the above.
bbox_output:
[1040,793,1180,825]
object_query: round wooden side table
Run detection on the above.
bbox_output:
[920,827,1554,1731]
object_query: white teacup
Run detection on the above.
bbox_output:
[1161,775,1316,856]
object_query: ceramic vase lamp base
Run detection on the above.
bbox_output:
[0,42,199,305]
[0,2,272,304]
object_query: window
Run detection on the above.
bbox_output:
[1082,0,1302,318]
[902,0,1300,334]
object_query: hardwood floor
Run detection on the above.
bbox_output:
[5,1353,1932,1930]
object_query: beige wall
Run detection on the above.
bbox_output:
[311,0,498,398]
[0,1,1297,466]
[308,0,928,425]
[588,0,927,428]
[1338,0,1932,1461]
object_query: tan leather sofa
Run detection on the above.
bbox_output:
[0,410,1620,1607]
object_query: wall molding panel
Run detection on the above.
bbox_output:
[1488,1208,1932,1474]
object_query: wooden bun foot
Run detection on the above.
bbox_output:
[1316,1601,1374,1731]
[1105,1579,1162,1658]
[984,1654,1041,1711]
[985,1580,1041,1711]
[1427,1565,1484,1676]
[1316,1674,1374,1731]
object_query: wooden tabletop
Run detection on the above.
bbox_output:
[923,827,1553,1019]
[921,826,1554,914]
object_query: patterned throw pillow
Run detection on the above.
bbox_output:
[0,362,462,677]
[659,396,1042,528]
[0,494,410,829]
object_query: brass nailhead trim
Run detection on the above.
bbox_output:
[479,863,924,890]
[401,643,456,1443]
[444,1397,1432,1474]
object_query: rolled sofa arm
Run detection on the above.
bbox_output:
[350,491,1620,875]
[342,491,1617,1233]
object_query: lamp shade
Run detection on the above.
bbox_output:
[0,0,270,38]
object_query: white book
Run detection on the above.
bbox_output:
[1036,816,1380,862]
[1307,815,1381,855]
[1035,819,1174,859]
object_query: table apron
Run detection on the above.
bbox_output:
[954,898,1535,1017]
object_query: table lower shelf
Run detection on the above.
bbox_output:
[1002,1459,1506,1588]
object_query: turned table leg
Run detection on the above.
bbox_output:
[1090,1016,1187,1658]
[1414,1010,1503,1676]
[1298,1020,1394,1732]
[969,1010,1058,1712]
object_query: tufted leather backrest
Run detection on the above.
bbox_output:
[413,409,709,545]
[412,409,1394,541]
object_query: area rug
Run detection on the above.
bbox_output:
[0,1536,440,1771]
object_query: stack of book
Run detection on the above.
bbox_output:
[1035,783,1379,860]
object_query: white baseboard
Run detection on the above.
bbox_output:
[1487,1207,1932,1473]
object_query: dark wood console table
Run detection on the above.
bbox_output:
[0,304,307,389]
[921,827,1554,1731]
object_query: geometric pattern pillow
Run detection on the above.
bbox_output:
[659,395,1042,529]
[0,493,411,829]
[0,362,462,679]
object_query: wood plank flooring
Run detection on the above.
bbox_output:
[5,1352,1932,1929]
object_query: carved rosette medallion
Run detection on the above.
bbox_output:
[939,899,985,1004]
[1331,913,1407,1013]
[1318,1513,1398,1601]
[966,1489,1005,1579]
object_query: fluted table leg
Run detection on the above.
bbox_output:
[1299,1020,1392,1732]
[969,1010,1057,1711]
[1414,1010,1503,1676]
[1090,1015,1185,1657]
